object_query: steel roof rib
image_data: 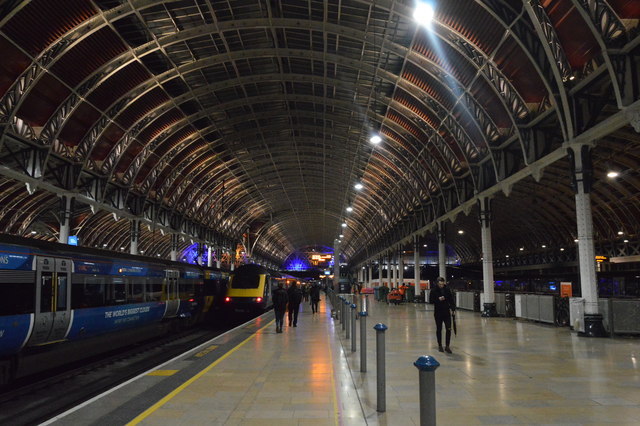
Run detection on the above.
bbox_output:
[0,0,638,267]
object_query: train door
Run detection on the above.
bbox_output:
[27,257,72,346]
[263,276,273,304]
[164,269,180,317]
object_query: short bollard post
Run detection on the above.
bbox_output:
[360,311,368,372]
[374,323,388,412]
[345,300,350,337]
[414,356,440,426]
[351,304,357,352]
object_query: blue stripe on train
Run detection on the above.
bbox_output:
[0,314,31,357]
[66,302,166,340]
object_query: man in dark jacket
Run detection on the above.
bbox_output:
[287,282,303,327]
[310,283,321,314]
[272,282,288,333]
[428,277,456,353]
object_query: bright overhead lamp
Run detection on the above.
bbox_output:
[346,206,353,212]
[354,182,363,190]
[339,234,344,238]
[607,171,619,178]
[341,222,347,228]
[369,134,382,144]
[413,2,435,26]
[457,230,464,234]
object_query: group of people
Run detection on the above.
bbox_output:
[271,276,456,355]
[272,281,321,333]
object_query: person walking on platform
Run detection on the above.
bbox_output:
[310,283,321,314]
[287,282,303,327]
[272,282,288,333]
[429,277,456,353]
[302,283,310,302]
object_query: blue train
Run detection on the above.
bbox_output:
[0,235,228,385]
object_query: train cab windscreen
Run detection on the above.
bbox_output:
[231,265,264,289]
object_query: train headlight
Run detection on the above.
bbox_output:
[256,297,262,303]
[225,297,231,303]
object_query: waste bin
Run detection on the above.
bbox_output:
[505,293,515,317]
[378,286,389,301]
[569,297,585,332]
[373,286,380,301]
[473,291,481,312]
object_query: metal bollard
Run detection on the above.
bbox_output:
[414,356,440,426]
[340,297,345,327]
[360,311,368,372]
[374,323,388,412]
[351,303,357,352]
[345,300,350,338]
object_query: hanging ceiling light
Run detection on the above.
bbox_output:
[354,182,363,190]
[369,134,382,144]
[413,2,435,27]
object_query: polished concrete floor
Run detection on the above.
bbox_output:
[51,294,640,425]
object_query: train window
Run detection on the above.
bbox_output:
[56,273,68,311]
[40,271,54,313]
[130,279,144,303]
[0,281,35,315]
[232,269,261,289]
[72,276,106,308]
[148,278,162,301]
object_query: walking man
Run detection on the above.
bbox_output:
[428,277,456,353]
[273,281,288,333]
[287,282,303,327]
[310,283,321,314]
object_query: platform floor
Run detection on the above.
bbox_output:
[47,294,640,425]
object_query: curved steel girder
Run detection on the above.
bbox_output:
[115,91,468,228]
[134,107,362,195]
[568,0,629,108]
[475,0,572,141]
[155,130,407,220]
[15,15,516,171]
[88,50,491,190]
[114,115,450,231]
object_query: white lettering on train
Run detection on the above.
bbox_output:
[0,255,9,264]
[0,329,4,338]
[104,306,151,319]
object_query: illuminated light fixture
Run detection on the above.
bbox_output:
[624,239,629,243]
[560,248,565,251]
[569,75,576,81]
[339,234,344,238]
[346,206,353,212]
[541,245,546,248]
[341,222,347,228]
[457,230,464,234]
[31,230,36,234]
[103,243,108,247]
[370,134,382,144]
[519,247,524,251]
[354,182,363,190]
[505,255,510,258]
[607,171,620,178]
[413,2,435,26]
[574,239,579,242]
[618,231,624,235]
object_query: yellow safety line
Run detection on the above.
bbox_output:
[127,319,275,425]
[328,320,340,426]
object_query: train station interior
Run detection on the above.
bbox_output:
[1,0,640,424]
